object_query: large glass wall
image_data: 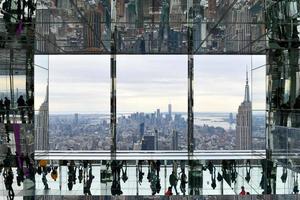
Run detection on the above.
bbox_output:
[194,55,266,150]
[251,56,266,150]
[117,55,187,150]
[48,55,110,150]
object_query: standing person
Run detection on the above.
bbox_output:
[240,186,246,195]
[180,168,188,195]
[5,168,14,200]
[0,98,5,122]
[169,171,179,195]
[26,97,34,124]
[4,97,10,123]
[140,36,145,54]
[165,186,173,196]
[17,95,26,123]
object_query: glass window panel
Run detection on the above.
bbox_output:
[252,56,266,110]
[252,110,266,150]
[34,55,49,112]
[36,0,111,54]
[194,55,266,150]
[117,55,187,151]
[48,55,110,150]
[0,55,27,124]
[115,0,188,54]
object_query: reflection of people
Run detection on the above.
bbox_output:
[17,95,26,123]
[169,171,179,195]
[180,169,188,195]
[4,97,10,122]
[26,97,34,124]
[165,186,173,196]
[4,168,15,200]
[84,164,94,196]
[0,99,5,122]
[140,36,145,54]
[239,186,246,195]
[51,167,58,181]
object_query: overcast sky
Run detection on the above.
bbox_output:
[35,55,266,114]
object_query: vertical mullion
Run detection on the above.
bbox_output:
[187,0,194,159]
[110,0,117,160]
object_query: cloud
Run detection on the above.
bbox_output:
[37,55,266,113]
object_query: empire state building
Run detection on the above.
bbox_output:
[236,71,252,150]
[35,86,49,150]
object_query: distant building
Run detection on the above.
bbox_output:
[35,86,49,150]
[236,71,252,150]
[172,130,178,150]
[229,113,234,124]
[168,104,172,120]
[155,129,159,150]
[156,109,161,118]
[74,113,79,125]
[139,122,145,140]
[141,135,155,150]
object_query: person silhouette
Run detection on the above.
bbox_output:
[240,186,246,195]
[4,97,10,123]
[165,186,173,196]
[17,95,26,123]
[0,99,5,122]
[5,168,15,200]
[169,171,179,195]
[26,97,34,124]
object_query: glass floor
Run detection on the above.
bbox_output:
[1,164,299,197]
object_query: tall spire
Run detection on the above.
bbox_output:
[44,85,48,103]
[244,67,250,102]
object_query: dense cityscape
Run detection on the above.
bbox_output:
[49,109,265,151]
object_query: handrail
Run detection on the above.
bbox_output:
[34,150,266,160]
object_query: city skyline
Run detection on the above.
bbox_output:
[35,55,265,114]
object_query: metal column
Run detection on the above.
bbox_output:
[110,0,117,160]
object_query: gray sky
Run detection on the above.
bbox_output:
[35,55,266,114]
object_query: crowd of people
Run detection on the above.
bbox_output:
[0,95,33,124]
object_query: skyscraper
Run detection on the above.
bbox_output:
[83,9,103,50]
[35,86,49,150]
[139,122,145,140]
[168,104,172,115]
[74,113,79,125]
[154,129,159,150]
[236,71,252,150]
[156,108,161,118]
[141,135,155,150]
[172,129,178,150]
